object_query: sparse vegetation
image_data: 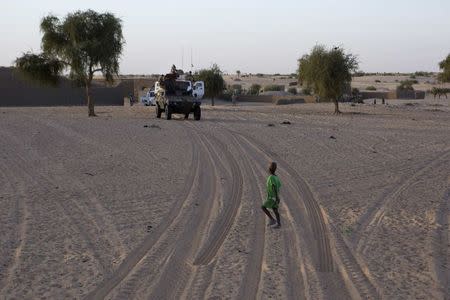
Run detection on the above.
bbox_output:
[248,84,261,95]
[289,81,298,86]
[256,73,264,77]
[375,80,381,83]
[430,87,449,99]
[288,87,297,95]
[298,45,358,113]
[14,10,124,116]
[264,85,284,92]
[397,80,415,92]
[366,86,377,91]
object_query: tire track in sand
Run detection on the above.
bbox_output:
[146,131,221,300]
[189,126,244,266]
[232,133,307,300]
[85,140,200,299]
[354,148,450,252]
[236,132,382,299]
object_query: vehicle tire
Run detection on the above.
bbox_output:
[156,104,162,118]
[165,105,172,120]
[194,106,201,121]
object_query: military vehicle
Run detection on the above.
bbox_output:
[155,66,203,120]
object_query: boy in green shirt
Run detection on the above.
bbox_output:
[262,162,282,228]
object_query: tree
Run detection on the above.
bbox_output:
[438,54,450,83]
[236,70,241,78]
[249,84,261,95]
[197,64,225,106]
[15,10,124,116]
[298,45,358,113]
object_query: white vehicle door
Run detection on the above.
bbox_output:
[193,81,205,99]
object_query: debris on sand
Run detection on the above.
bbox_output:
[144,124,161,129]
[329,135,336,139]
[147,225,153,232]
[281,121,291,125]
[84,172,95,176]
[268,123,275,127]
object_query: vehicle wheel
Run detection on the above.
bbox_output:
[165,105,172,120]
[156,104,162,118]
[194,106,201,121]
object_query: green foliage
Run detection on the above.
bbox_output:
[197,63,225,105]
[249,84,261,95]
[366,86,377,91]
[302,87,312,95]
[14,53,64,85]
[430,87,449,98]
[264,85,284,92]
[409,74,416,79]
[351,88,360,96]
[288,87,297,95]
[438,54,450,83]
[397,80,415,91]
[298,45,358,113]
[15,9,124,116]
[414,71,433,77]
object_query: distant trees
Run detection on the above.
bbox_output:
[197,64,225,106]
[236,70,241,78]
[15,10,124,116]
[298,45,358,113]
[249,84,261,95]
[397,80,415,92]
[438,54,450,83]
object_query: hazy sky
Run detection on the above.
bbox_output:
[1,0,449,74]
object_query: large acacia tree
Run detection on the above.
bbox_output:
[438,53,450,83]
[15,10,124,116]
[197,64,225,106]
[298,45,358,114]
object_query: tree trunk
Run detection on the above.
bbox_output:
[86,84,96,117]
[334,98,341,114]
[211,96,215,106]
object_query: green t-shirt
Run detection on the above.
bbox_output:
[266,175,281,200]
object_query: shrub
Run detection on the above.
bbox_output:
[273,73,281,76]
[234,78,241,82]
[397,80,415,91]
[256,73,264,77]
[351,88,360,96]
[230,84,242,95]
[289,81,298,86]
[288,87,297,95]
[248,84,261,95]
[302,87,312,95]
[366,86,377,91]
[375,80,381,83]
[264,84,284,92]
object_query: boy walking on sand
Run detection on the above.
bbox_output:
[262,162,282,228]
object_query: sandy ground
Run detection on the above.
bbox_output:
[0,98,449,299]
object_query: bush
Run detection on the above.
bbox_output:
[366,86,377,91]
[409,74,416,79]
[248,84,261,95]
[302,87,312,95]
[264,85,284,92]
[229,84,242,95]
[288,87,297,95]
[234,78,241,82]
[273,73,281,76]
[397,80,415,91]
[289,81,298,86]
[256,73,264,77]
[351,88,360,96]
[375,79,381,83]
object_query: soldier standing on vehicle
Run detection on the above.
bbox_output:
[261,162,282,228]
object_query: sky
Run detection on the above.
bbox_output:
[1,0,449,74]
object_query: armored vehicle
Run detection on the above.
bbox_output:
[155,66,202,120]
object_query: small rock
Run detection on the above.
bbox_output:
[281,121,291,125]
[147,225,152,232]
[268,123,275,127]
[144,125,149,128]
[84,172,94,176]
[329,136,336,139]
